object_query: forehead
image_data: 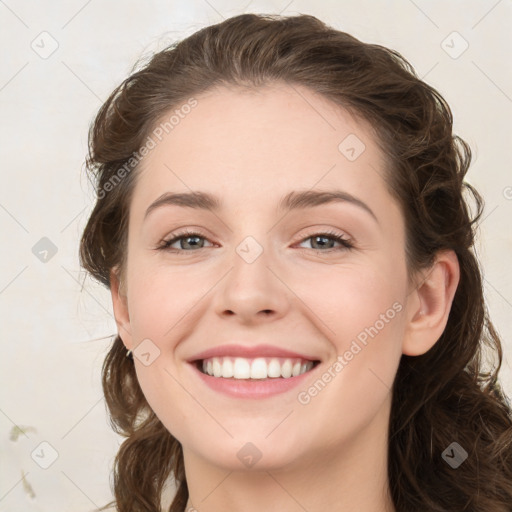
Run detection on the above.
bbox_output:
[130,82,391,217]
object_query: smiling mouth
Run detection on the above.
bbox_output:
[195,356,321,380]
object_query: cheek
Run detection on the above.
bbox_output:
[126,260,210,340]
[292,267,405,435]
[292,260,407,392]
[293,259,406,341]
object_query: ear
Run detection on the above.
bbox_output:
[402,250,460,356]
[110,267,133,350]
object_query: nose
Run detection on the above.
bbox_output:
[213,239,290,325]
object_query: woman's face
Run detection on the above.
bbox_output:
[114,83,413,472]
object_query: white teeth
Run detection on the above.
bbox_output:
[212,358,222,377]
[200,356,316,379]
[250,358,267,379]
[281,359,292,378]
[267,358,282,378]
[233,358,251,379]
[222,358,234,378]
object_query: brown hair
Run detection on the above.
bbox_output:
[79,13,512,512]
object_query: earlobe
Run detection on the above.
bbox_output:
[110,267,133,350]
[402,250,460,356]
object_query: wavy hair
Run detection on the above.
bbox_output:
[79,13,512,512]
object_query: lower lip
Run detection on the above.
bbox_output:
[189,362,319,399]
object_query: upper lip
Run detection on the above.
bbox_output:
[187,344,320,362]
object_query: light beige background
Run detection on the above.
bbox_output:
[1,0,511,510]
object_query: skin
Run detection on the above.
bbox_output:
[110,82,460,512]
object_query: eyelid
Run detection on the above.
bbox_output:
[292,226,351,243]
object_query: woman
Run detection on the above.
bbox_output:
[79,13,512,512]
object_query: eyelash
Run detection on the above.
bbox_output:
[156,229,354,254]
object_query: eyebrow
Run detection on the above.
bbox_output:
[144,189,378,223]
